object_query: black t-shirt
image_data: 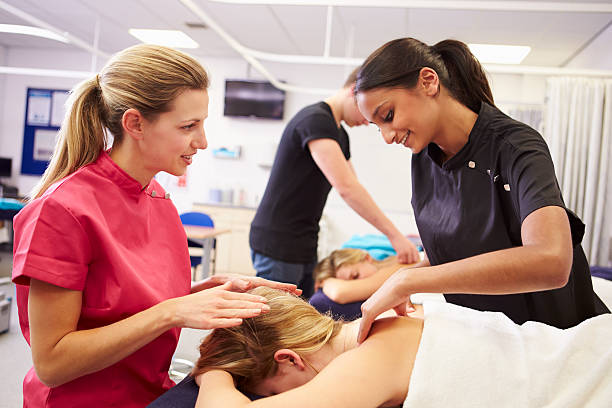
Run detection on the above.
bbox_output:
[411,102,608,328]
[250,102,350,263]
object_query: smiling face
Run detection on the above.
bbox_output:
[140,88,209,177]
[355,69,440,154]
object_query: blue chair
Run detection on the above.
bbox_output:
[179,212,216,279]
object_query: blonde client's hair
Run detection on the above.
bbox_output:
[313,248,371,285]
[192,287,343,390]
[31,44,209,200]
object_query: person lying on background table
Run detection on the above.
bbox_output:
[249,68,420,299]
[313,248,419,304]
[192,287,612,408]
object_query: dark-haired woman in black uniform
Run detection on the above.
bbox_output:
[353,37,608,342]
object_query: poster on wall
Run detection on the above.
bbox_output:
[21,88,69,175]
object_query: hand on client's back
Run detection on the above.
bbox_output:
[391,235,420,264]
[357,268,415,343]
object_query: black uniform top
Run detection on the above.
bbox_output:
[412,102,609,328]
[250,102,350,263]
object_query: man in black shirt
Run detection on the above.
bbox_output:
[250,70,419,298]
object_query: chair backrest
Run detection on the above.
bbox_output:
[179,211,214,227]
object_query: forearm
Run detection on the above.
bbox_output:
[413,256,430,268]
[400,244,570,295]
[197,371,251,408]
[322,266,401,303]
[322,278,367,303]
[337,182,403,240]
[33,299,178,387]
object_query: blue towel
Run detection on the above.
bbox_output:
[341,234,422,260]
[0,198,25,211]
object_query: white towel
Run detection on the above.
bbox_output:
[404,302,612,408]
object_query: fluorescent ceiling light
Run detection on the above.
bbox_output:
[0,24,68,43]
[129,29,199,49]
[468,43,531,65]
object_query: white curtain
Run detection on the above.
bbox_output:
[543,78,612,266]
[505,104,544,134]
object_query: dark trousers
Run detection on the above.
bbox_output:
[250,250,316,299]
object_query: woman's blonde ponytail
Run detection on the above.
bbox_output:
[30,77,107,200]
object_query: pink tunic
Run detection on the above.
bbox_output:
[12,151,191,407]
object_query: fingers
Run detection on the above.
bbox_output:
[405,297,415,313]
[398,253,411,264]
[357,313,373,344]
[357,297,378,344]
[215,307,268,319]
[223,276,300,295]
[218,299,270,312]
[402,248,419,264]
[250,278,300,295]
[394,302,407,316]
[269,281,299,292]
[218,281,233,290]
[221,290,268,304]
[209,318,244,328]
[228,279,251,292]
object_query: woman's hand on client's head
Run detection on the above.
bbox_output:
[357,268,416,344]
[192,274,301,296]
[168,281,271,330]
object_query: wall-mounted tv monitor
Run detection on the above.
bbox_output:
[224,79,285,120]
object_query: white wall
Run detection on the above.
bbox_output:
[1,46,609,260]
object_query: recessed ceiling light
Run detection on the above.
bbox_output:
[468,43,531,65]
[128,29,199,49]
[0,24,68,43]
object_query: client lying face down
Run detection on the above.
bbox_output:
[191,287,612,408]
[192,287,423,406]
[312,249,414,306]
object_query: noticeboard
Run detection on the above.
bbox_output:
[21,88,69,175]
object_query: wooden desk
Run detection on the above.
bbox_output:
[183,226,231,280]
[184,225,230,240]
[191,204,257,276]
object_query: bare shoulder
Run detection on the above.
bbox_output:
[358,317,423,406]
[368,316,423,345]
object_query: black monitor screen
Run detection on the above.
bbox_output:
[0,157,11,178]
[224,80,285,120]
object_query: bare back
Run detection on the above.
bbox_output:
[247,316,423,408]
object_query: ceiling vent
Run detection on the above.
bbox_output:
[185,22,208,29]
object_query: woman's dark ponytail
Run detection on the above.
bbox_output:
[431,40,494,113]
[356,38,495,113]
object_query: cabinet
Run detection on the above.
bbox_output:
[192,203,256,276]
